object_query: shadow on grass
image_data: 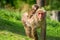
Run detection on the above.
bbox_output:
[38,33,60,40]
[38,31,60,40]
[0,18,26,36]
[46,36,60,40]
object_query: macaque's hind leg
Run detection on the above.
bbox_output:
[31,27,38,40]
[24,26,32,38]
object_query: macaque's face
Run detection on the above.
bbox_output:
[36,9,45,21]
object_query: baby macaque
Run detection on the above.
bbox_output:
[28,4,39,18]
[21,4,46,40]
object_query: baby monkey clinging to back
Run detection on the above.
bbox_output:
[28,4,39,18]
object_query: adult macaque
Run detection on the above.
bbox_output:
[21,4,39,38]
[21,4,46,40]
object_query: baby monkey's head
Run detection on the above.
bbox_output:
[32,4,39,11]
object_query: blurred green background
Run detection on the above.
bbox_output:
[0,0,60,40]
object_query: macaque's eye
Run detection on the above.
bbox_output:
[41,13,43,14]
[41,13,44,15]
[38,13,41,15]
[38,13,40,14]
[38,12,44,15]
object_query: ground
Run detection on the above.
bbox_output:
[0,9,60,40]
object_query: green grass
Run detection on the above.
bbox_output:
[0,17,32,40]
[0,9,60,40]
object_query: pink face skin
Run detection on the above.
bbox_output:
[37,11,44,20]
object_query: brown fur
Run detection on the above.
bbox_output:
[21,5,46,40]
